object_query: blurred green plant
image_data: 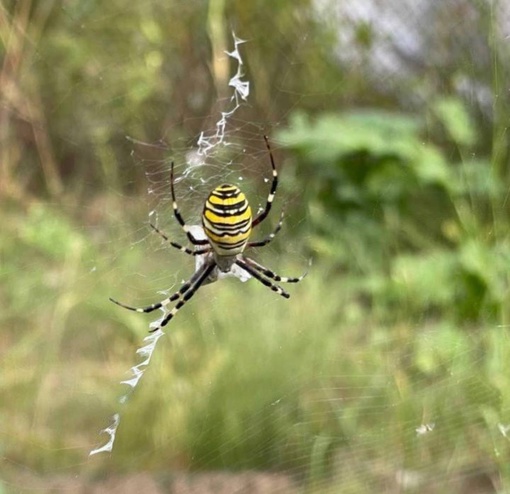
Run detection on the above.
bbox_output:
[1,0,510,491]
[278,97,510,322]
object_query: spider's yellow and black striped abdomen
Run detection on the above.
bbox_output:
[202,184,252,256]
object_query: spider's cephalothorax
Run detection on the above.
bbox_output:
[202,184,252,271]
[110,136,305,333]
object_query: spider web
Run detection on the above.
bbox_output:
[90,32,259,456]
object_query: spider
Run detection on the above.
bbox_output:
[110,136,305,332]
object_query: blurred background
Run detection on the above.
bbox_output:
[1,0,510,492]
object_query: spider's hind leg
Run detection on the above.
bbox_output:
[242,256,307,283]
[148,261,216,332]
[235,258,290,299]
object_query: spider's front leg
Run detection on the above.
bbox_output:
[170,162,209,246]
[252,136,278,228]
[150,223,210,256]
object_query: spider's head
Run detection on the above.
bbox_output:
[202,184,252,257]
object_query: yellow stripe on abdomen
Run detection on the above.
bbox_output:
[202,184,252,255]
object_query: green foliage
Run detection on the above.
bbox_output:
[1,1,510,491]
[278,109,452,266]
[278,99,510,323]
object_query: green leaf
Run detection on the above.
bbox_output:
[432,97,477,147]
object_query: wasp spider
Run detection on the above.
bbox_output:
[110,136,305,332]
